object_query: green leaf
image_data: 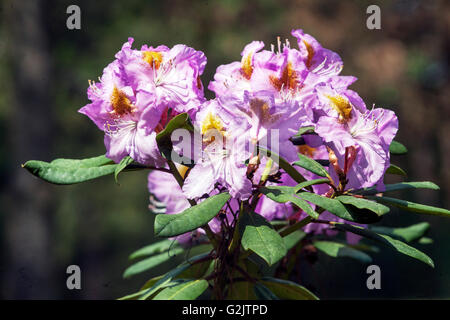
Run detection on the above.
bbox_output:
[114,156,134,183]
[129,239,180,260]
[155,112,194,166]
[418,237,434,245]
[153,279,208,300]
[298,192,381,223]
[123,247,185,278]
[369,222,430,242]
[254,283,279,300]
[118,275,168,300]
[22,155,117,185]
[332,223,434,267]
[261,277,318,300]
[154,192,231,237]
[313,241,372,264]
[353,181,439,196]
[240,212,287,266]
[336,195,390,216]
[390,140,408,155]
[366,196,450,218]
[139,252,210,300]
[386,164,407,177]
[260,179,328,219]
[227,282,257,300]
[258,147,309,186]
[294,153,330,178]
[297,126,315,136]
[283,230,306,251]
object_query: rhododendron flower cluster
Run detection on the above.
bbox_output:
[25,27,448,301]
[80,29,398,243]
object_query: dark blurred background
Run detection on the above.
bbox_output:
[0,0,448,299]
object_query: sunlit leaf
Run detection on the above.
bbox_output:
[386,164,407,177]
[313,240,372,263]
[153,279,208,300]
[332,223,434,267]
[129,239,180,260]
[123,247,185,278]
[336,195,390,216]
[390,141,408,155]
[369,222,430,242]
[154,192,231,237]
[353,181,439,196]
[298,192,382,223]
[239,212,287,266]
[114,156,133,183]
[261,277,318,300]
[366,196,450,218]
[294,153,330,178]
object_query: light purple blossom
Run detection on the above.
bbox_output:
[182,100,253,200]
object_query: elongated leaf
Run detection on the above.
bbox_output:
[240,212,287,266]
[23,155,117,184]
[118,275,168,300]
[386,164,407,177]
[297,126,315,136]
[155,112,194,166]
[153,279,208,300]
[261,277,318,300]
[353,181,439,196]
[50,155,114,167]
[369,222,430,242]
[115,156,133,183]
[294,153,330,178]
[313,241,372,263]
[298,192,381,223]
[390,141,408,155]
[283,230,306,251]
[139,252,210,300]
[129,239,180,260]
[260,180,327,219]
[154,192,231,237]
[258,147,309,186]
[254,283,279,300]
[336,195,390,216]
[123,247,185,278]
[260,187,318,219]
[418,237,433,245]
[227,281,257,300]
[332,223,434,267]
[366,196,450,218]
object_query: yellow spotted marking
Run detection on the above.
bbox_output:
[241,53,253,80]
[110,86,134,116]
[303,40,315,69]
[327,94,353,122]
[270,62,297,91]
[142,51,163,69]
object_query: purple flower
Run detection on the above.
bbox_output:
[117,38,206,114]
[79,54,165,166]
[182,100,253,200]
[80,38,208,166]
[315,106,398,189]
[291,29,343,77]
